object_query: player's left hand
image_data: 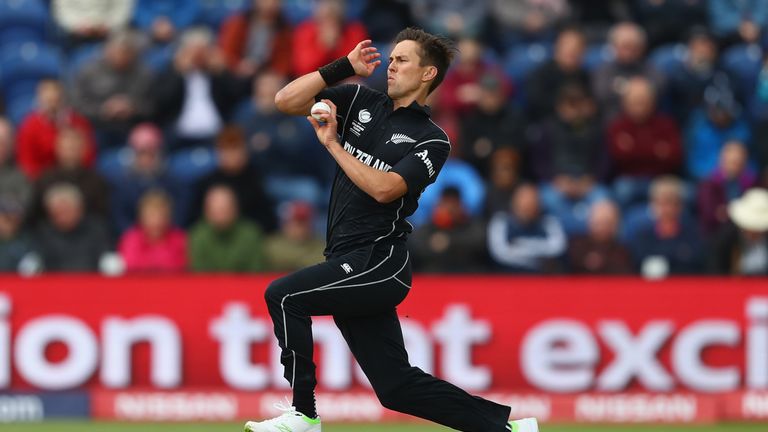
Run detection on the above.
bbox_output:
[307,99,339,149]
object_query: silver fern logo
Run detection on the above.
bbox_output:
[387,133,417,145]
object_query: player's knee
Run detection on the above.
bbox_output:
[264,279,288,306]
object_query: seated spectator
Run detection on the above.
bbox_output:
[440,38,511,117]
[0,197,30,272]
[193,126,277,232]
[33,183,111,272]
[607,77,682,208]
[234,72,330,184]
[698,141,757,234]
[190,185,264,272]
[264,201,325,271]
[219,0,293,78]
[409,158,485,226]
[410,0,488,39]
[410,187,489,273]
[710,188,768,275]
[291,0,368,76]
[109,123,187,233]
[567,200,633,274]
[133,0,199,44]
[628,176,704,275]
[491,0,570,47]
[528,82,609,183]
[487,183,566,273]
[708,0,768,46]
[154,28,240,149]
[27,128,110,224]
[484,147,521,216]
[53,0,134,43]
[118,189,186,273]
[17,80,97,180]
[527,26,590,121]
[458,72,523,177]
[631,0,707,49]
[592,22,664,122]
[540,168,610,236]
[0,119,31,213]
[685,81,751,180]
[361,0,415,43]
[71,31,154,148]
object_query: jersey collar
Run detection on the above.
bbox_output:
[387,98,432,117]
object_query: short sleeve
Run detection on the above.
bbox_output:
[316,84,361,132]
[391,136,450,196]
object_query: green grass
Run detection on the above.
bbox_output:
[0,422,765,432]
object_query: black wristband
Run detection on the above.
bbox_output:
[318,56,356,86]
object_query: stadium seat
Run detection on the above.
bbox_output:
[144,43,176,72]
[583,43,614,71]
[0,0,48,44]
[167,147,218,184]
[408,158,486,227]
[722,43,763,100]
[0,42,62,95]
[265,175,325,209]
[65,43,102,80]
[503,43,552,83]
[197,0,249,30]
[649,43,687,75]
[5,91,35,125]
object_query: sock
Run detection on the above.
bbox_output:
[293,390,317,419]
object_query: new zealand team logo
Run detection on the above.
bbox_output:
[387,133,417,145]
[358,109,372,123]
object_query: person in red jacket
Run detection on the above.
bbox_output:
[16,80,97,180]
[218,0,294,78]
[291,0,367,77]
[607,76,682,208]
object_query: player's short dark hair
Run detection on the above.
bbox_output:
[393,27,456,94]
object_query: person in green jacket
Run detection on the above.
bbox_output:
[189,184,264,272]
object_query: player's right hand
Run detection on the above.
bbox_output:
[347,40,381,78]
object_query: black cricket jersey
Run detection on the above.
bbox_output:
[316,84,450,257]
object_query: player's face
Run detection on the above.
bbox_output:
[387,40,433,100]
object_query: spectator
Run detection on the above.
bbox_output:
[628,176,704,274]
[71,31,154,148]
[219,0,293,78]
[540,168,610,236]
[118,189,186,273]
[698,141,757,234]
[410,187,489,273]
[0,197,30,272]
[33,183,111,272]
[685,81,751,180]
[708,0,768,46]
[193,126,277,232]
[527,26,591,121]
[459,72,523,177]
[27,128,110,225]
[109,123,187,233]
[154,28,240,149]
[410,0,488,39]
[53,0,134,43]
[133,0,199,44]
[190,185,264,272]
[16,80,97,180]
[592,22,664,121]
[439,38,511,118]
[484,147,521,216]
[710,188,768,275]
[491,0,570,47]
[666,28,725,123]
[264,201,325,271]
[361,0,415,43]
[607,77,683,208]
[567,200,633,274]
[234,72,330,185]
[528,82,609,183]
[0,119,31,213]
[631,0,707,49]
[487,183,566,273]
[291,0,368,76]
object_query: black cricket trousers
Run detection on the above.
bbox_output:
[264,239,512,432]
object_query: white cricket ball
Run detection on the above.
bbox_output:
[311,101,331,122]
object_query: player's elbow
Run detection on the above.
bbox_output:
[274,89,290,113]
[373,190,399,204]
[373,175,407,203]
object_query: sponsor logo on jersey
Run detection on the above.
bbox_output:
[415,149,436,178]
[358,109,372,123]
[387,133,417,145]
[341,263,353,274]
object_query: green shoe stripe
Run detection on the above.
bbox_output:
[302,414,321,425]
[508,421,518,432]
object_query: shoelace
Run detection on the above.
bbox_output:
[261,397,300,426]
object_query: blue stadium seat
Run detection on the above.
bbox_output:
[197,0,249,30]
[5,92,35,125]
[145,43,176,72]
[583,43,614,71]
[0,42,62,95]
[408,158,486,227]
[167,147,218,184]
[722,43,763,99]
[0,0,48,43]
[503,43,552,83]
[65,43,102,80]
[650,43,687,75]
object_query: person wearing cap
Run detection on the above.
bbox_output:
[264,200,325,271]
[710,188,768,275]
[189,184,265,272]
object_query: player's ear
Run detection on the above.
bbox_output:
[422,66,437,83]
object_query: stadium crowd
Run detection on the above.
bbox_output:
[0,0,767,276]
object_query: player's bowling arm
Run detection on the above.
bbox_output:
[274,71,327,115]
[326,142,407,204]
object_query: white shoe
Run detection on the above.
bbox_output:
[507,417,538,432]
[244,400,321,432]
